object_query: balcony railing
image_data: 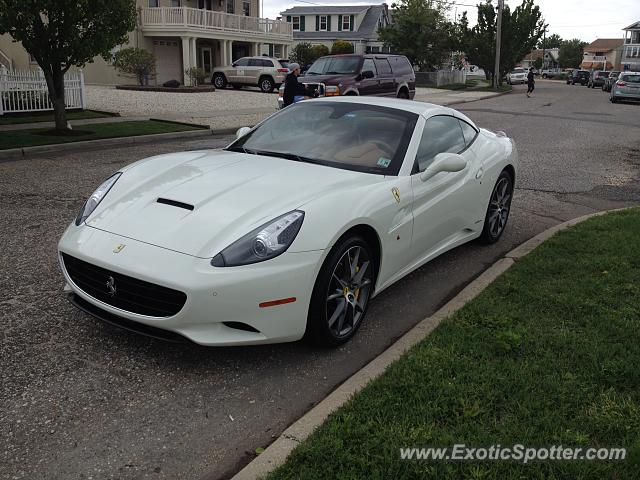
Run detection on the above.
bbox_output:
[140,7,292,38]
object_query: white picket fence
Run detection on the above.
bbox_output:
[0,68,86,115]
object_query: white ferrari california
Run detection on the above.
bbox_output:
[58,97,517,347]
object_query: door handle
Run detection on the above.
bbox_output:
[475,168,484,179]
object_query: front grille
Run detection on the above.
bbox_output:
[61,253,187,317]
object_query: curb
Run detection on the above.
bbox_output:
[0,129,214,162]
[444,88,512,106]
[231,207,631,480]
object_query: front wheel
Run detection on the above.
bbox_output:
[213,73,227,89]
[305,236,376,346]
[479,171,513,244]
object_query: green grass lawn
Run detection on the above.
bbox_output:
[268,208,640,480]
[0,120,206,150]
[437,80,480,90]
[0,109,114,125]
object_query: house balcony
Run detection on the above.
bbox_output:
[139,7,293,42]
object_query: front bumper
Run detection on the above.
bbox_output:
[58,224,323,346]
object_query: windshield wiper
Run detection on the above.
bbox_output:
[225,145,257,154]
[252,150,324,166]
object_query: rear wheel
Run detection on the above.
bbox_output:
[397,88,410,99]
[213,73,227,89]
[479,171,513,244]
[259,76,274,93]
[306,235,375,346]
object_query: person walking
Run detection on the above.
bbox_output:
[526,67,535,98]
[282,63,318,107]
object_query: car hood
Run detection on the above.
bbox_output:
[299,73,355,85]
[87,150,381,258]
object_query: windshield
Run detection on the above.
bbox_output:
[305,56,361,76]
[621,74,640,83]
[227,101,418,175]
[512,69,525,74]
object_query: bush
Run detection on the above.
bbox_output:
[112,48,156,86]
[163,79,181,88]
[185,67,207,86]
[310,44,329,60]
[331,40,354,55]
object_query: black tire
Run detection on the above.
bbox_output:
[259,76,275,93]
[542,74,547,79]
[610,96,617,103]
[232,83,242,89]
[305,235,376,347]
[213,73,227,89]
[397,88,410,99]
[479,170,513,244]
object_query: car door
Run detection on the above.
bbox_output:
[244,58,264,85]
[228,57,249,83]
[374,58,395,96]
[409,115,482,262]
[358,58,380,96]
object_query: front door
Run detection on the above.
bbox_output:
[410,115,479,261]
[200,47,213,77]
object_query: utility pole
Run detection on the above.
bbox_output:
[493,0,504,89]
[541,27,546,72]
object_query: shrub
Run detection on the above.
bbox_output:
[331,40,354,55]
[112,48,156,86]
[185,67,207,86]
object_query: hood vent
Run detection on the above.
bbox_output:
[156,198,195,211]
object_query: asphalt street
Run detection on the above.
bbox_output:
[1,80,639,480]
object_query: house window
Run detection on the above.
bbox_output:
[319,15,327,31]
[170,0,181,6]
[226,0,234,14]
[243,0,250,15]
[292,16,300,31]
[371,46,380,53]
[148,0,159,6]
[342,15,351,31]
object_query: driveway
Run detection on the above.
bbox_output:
[1,81,639,480]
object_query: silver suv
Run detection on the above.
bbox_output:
[212,57,289,93]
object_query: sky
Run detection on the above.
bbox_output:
[262,0,640,42]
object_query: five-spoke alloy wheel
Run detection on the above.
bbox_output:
[307,235,375,346]
[480,170,513,243]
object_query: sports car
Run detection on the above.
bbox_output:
[58,97,517,347]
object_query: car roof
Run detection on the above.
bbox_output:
[308,96,476,125]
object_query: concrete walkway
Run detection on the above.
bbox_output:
[0,115,149,131]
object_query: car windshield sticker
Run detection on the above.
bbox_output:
[377,157,391,168]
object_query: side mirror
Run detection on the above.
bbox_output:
[361,70,375,79]
[232,62,238,68]
[236,126,251,139]
[420,152,467,182]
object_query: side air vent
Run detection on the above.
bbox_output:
[223,322,261,333]
[157,198,194,211]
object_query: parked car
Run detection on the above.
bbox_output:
[506,68,527,84]
[567,70,590,85]
[588,70,609,88]
[610,71,640,103]
[602,71,620,92]
[541,68,562,79]
[277,54,415,108]
[212,56,289,93]
[58,97,517,346]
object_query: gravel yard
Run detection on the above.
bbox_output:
[85,85,503,132]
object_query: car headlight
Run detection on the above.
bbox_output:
[75,172,121,226]
[211,211,304,267]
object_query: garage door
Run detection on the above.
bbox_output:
[153,40,182,85]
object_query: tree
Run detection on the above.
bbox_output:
[0,0,136,131]
[331,40,355,55]
[290,42,329,67]
[462,0,544,83]
[113,48,157,86]
[558,39,587,68]
[378,0,454,70]
[533,57,543,70]
[538,33,562,49]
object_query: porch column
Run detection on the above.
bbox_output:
[190,37,198,71]
[253,42,261,56]
[181,36,192,86]
[228,40,234,63]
